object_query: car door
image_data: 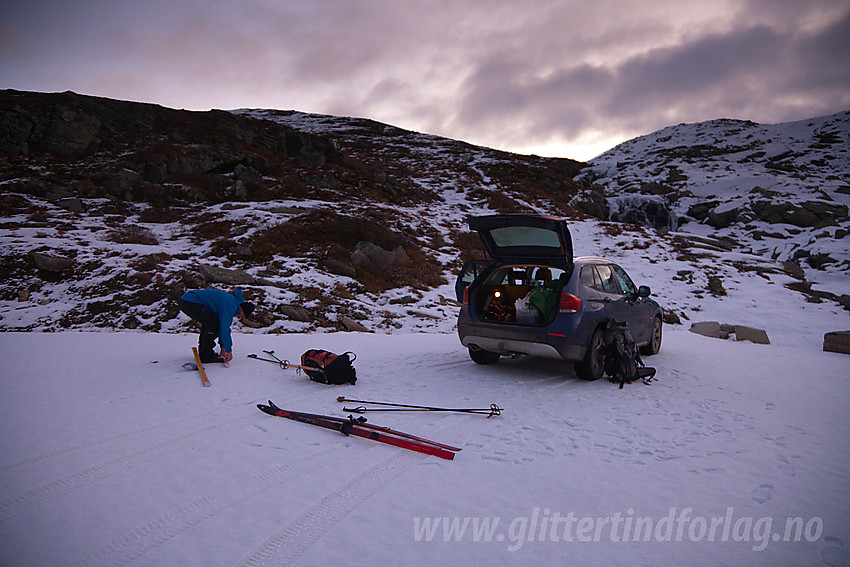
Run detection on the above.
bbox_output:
[578,264,609,316]
[588,264,634,328]
[610,264,656,344]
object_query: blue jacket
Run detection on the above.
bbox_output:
[180,289,244,352]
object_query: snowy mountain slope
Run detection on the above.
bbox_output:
[1,92,848,343]
[0,91,584,335]
[581,112,850,302]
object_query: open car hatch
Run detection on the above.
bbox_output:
[467,214,574,267]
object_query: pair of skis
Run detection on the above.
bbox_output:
[257,397,504,460]
[257,401,460,460]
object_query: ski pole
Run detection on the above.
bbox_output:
[247,353,280,364]
[342,405,502,417]
[337,397,503,417]
[247,350,314,372]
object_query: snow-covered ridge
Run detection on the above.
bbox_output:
[0,92,847,342]
[580,111,850,299]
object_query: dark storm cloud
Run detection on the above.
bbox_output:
[604,11,850,125]
[602,25,786,126]
[452,4,850,157]
[792,11,850,92]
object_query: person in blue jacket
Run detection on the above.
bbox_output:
[179,288,255,363]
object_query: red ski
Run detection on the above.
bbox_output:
[257,401,459,460]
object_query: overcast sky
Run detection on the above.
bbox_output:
[2,0,849,161]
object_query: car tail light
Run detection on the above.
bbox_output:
[559,293,581,313]
[462,286,469,305]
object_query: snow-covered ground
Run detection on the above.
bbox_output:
[1,317,848,566]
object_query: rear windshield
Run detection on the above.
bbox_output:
[490,226,562,249]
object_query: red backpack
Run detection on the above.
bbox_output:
[300,350,357,385]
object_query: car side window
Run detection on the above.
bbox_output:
[611,265,637,295]
[455,259,491,301]
[594,264,623,294]
[486,269,509,285]
[459,262,484,286]
[580,266,599,289]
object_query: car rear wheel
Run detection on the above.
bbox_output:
[469,348,501,365]
[575,327,605,381]
[640,316,662,356]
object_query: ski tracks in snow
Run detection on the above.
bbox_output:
[0,411,252,526]
[237,450,424,567]
[1,396,470,566]
[0,410,213,477]
[238,416,485,567]
[71,446,347,567]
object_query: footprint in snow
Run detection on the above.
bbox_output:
[777,455,796,477]
[672,431,702,447]
[822,536,846,567]
[750,483,774,504]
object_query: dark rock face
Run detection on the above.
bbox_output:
[608,195,674,230]
[823,330,850,354]
[0,89,339,161]
[33,251,74,272]
[0,89,343,207]
[750,200,847,228]
[2,90,588,214]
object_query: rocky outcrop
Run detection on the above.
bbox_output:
[0,90,341,162]
[0,89,343,207]
[685,199,847,230]
[824,331,850,354]
[351,241,410,272]
[689,321,770,344]
[750,200,847,228]
[341,316,370,332]
[608,195,673,230]
[198,263,255,285]
[32,251,74,273]
[280,304,312,322]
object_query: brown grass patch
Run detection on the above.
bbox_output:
[250,211,445,291]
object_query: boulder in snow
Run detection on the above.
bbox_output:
[823,331,850,355]
[198,263,255,285]
[733,325,770,345]
[33,252,74,273]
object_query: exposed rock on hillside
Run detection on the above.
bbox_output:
[2,90,847,335]
[0,89,344,208]
[0,90,587,332]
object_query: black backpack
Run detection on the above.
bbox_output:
[603,321,656,388]
[300,349,357,385]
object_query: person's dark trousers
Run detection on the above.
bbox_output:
[179,299,220,362]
